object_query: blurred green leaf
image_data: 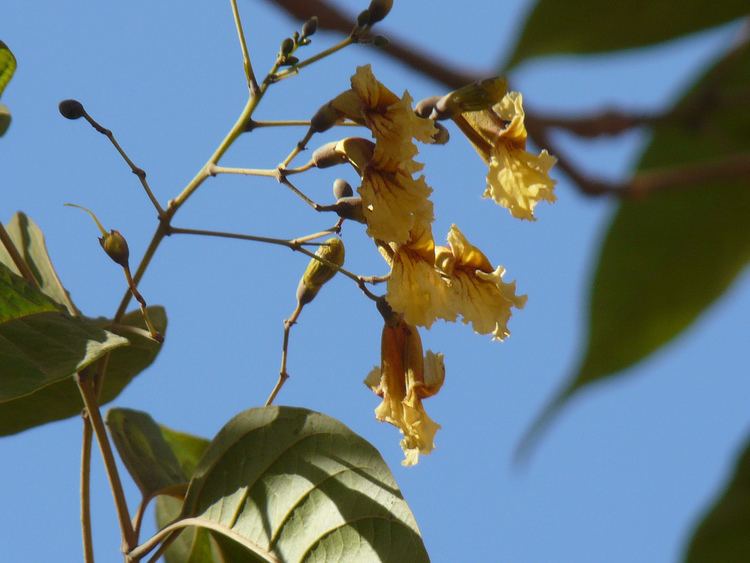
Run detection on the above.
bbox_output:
[684,437,750,562]
[0,41,16,97]
[0,103,9,137]
[161,406,428,563]
[0,307,167,436]
[107,408,187,498]
[0,212,78,313]
[0,262,128,402]
[519,41,750,457]
[506,1,749,67]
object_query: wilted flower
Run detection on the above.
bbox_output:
[365,317,445,466]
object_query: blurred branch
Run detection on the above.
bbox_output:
[267,0,750,199]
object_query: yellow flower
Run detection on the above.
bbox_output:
[455,91,557,220]
[382,225,455,328]
[329,65,437,244]
[364,318,445,466]
[435,225,526,340]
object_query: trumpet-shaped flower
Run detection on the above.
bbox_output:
[456,91,557,220]
[436,225,526,340]
[364,319,445,466]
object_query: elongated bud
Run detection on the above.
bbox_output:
[59,99,85,120]
[310,102,343,133]
[312,141,348,168]
[296,238,345,305]
[280,37,295,56]
[333,196,367,224]
[368,0,393,23]
[435,77,508,118]
[99,230,130,268]
[301,16,318,38]
[332,178,353,199]
[356,9,371,27]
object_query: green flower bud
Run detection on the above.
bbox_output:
[368,0,393,24]
[296,238,345,305]
[301,16,318,38]
[436,77,508,118]
[59,99,85,120]
[332,178,353,199]
[99,230,130,268]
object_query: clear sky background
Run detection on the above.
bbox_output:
[2,1,750,562]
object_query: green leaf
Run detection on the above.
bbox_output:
[0,212,78,313]
[107,408,188,498]
[0,41,16,97]
[154,424,215,563]
[0,306,167,436]
[684,437,750,562]
[518,42,750,457]
[165,406,428,563]
[506,1,749,67]
[0,262,128,401]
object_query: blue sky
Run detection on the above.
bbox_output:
[2,1,749,561]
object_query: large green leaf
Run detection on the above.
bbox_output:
[107,408,188,498]
[159,406,428,563]
[519,42,750,456]
[0,262,128,401]
[684,437,750,562]
[506,1,749,67]
[0,306,167,435]
[156,424,218,563]
[0,41,16,97]
[0,212,78,313]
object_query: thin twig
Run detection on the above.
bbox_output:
[230,0,260,93]
[266,303,303,405]
[80,414,95,563]
[246,119,361,130]
[271,36,355,82]
[75,373,137,552]
[81,111,164,217]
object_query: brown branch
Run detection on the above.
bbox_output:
[268,0,750,200]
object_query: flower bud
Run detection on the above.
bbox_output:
[301,16,318,38]
[368,0,393,23]
[280,37,295,56]
[99,230,130,268]
[356,9,371,27]
[436,77,508,118]
[312,141,348,168]
[333,196,367,224]
[332,178,353,199]
[310,102,343,133]
[373,35,389,48]
[296,237,345,305]
[431,122,450,144]
[59,99,85,120]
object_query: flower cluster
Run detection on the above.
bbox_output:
[314,65,555,464]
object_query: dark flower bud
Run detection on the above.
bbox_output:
[59,99,85,120]
[301,16,318,38]
[280,56,299,67]
[280,37,295,56]
[431,122,450,145]
[357,9,371,27]
[414,96,441,119]
[373,35,389,48]
[368,0,393,24]
[99,230,130,268]
[332,178,353,199]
